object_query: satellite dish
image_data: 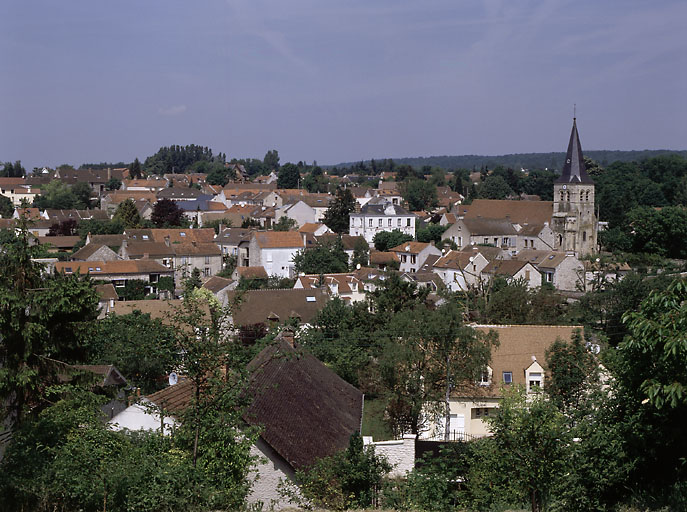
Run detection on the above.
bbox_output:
[168,372,178,386]
[531,355,537,362]
[356,263,361,270]
[469,256,474,263]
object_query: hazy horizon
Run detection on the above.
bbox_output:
[2,1,686,171]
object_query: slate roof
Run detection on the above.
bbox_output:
[244,336,364,470]
[89,234,127,247]
[357,201,412,216]
[157,187,203,200]
[316,234,366,251]
[556,118,594,184]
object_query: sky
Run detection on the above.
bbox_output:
[1,0,686,170]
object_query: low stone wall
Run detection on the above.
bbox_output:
[364,434,416,477]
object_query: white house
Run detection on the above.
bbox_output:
[388,241,442,273]
[247,231,306,278]
[349,199,416,245]
[432,250,489,292]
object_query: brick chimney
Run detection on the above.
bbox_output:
[279,327,296,348]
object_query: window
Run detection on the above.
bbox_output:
[479,371,490,386]
[503,371,513,384]
[410,255,416,264]
[88,267,94,272]
[484,238,489,245]
[494,238,498,245]
[180,232,186,237]
[582,231,587,242]
[388,219,392,226]
[205,256,210,264]
[401,255,407,263]
[503,237,509,246]
[397,218,402,226]
[528,372,542,391]
[142,235,149,240]
[368,218,373,227]
[406,218,411,227]
[378,219,383,227]
[545,272,553,283]
[204,267,210,277]
[65,267,72,273]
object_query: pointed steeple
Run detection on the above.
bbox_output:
[556,118,593,184]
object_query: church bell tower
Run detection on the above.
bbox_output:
[551,118,597,256]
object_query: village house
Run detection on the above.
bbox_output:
[72,243,121,262]
[389,241,442,273]
[294,273,366,303]
[349,199,416,245]
[109,330,362,510]
[432,250,490,292]
[55,259,174,295]
[513,249,585,291]
[481,259,542,289]
[0,178,42,206]
[243,231,306,278]
[422,324,582,440]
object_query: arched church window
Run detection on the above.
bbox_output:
[583,231,587,242]
[566,191,570,201]
[586,191,590,201]
[560,191,564,201]
[558,234,563,247]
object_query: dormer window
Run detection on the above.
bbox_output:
[180,232,186,237]
[528,372,543,391]
[503,371,513,384]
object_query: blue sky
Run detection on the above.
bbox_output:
[1,0,685,170]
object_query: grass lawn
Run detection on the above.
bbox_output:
[361,396,393,441]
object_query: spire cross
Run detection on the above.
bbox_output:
[573,103,576,120]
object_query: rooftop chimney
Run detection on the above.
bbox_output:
[279,327,296,348]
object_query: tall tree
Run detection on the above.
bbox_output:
[293,238,349,275]
[277,163,300,189]
[151,198,185,227]
[130,157,142,179]
[323,187,356,234]
[113,198,143,228]
[263,149,280,170]
[0,227,99,428]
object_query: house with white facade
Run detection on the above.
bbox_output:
[294,273,366,303]
[349,199,416,245]
[389,241,442,273]
[513,249,585,291]
[432,250,489,292]
[481,259,542,289]
[246,231,306,278]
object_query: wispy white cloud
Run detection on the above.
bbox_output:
[158,105,187,116]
